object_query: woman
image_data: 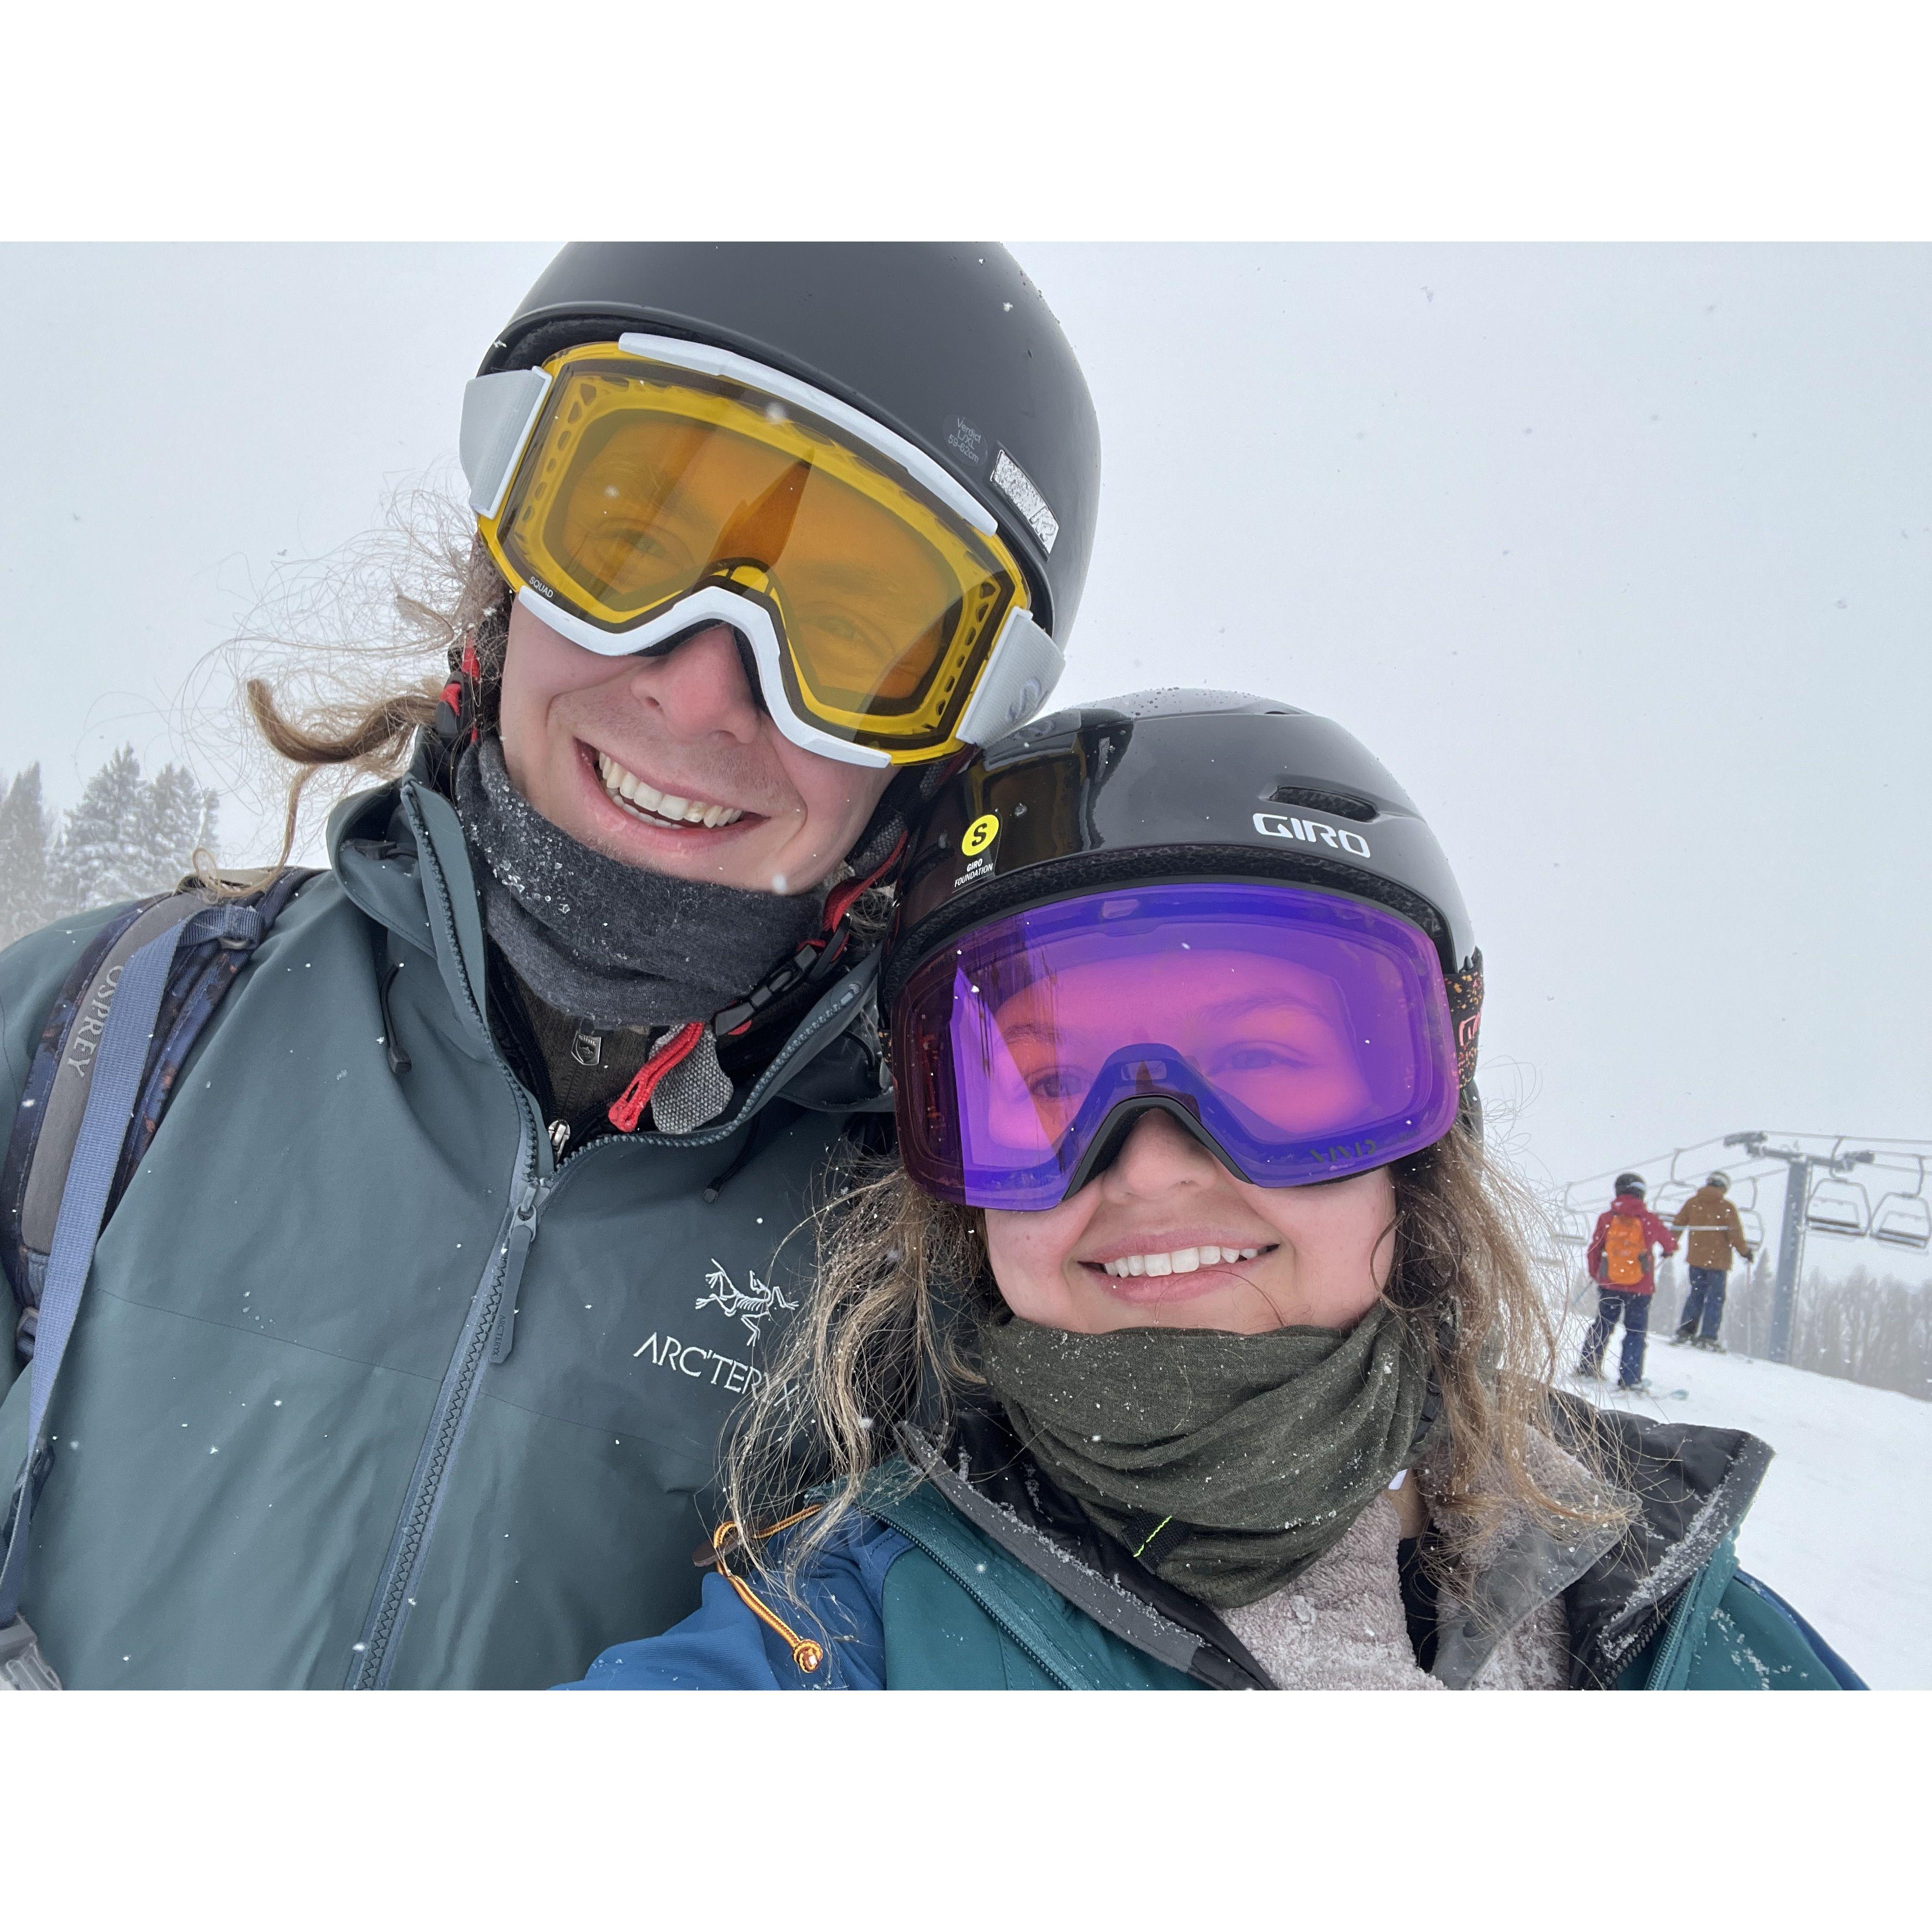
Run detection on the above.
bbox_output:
[565,690,1859,1691]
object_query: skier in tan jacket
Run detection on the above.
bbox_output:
[1671,1173,1755,1350]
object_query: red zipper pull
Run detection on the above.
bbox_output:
[607,1022,704,1134]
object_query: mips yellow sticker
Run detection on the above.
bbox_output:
[961,813,1001,858]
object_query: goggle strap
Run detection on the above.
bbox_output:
[430,630,486,750]
[1447,949,1484,1099]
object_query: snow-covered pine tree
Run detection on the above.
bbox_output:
[0,764,58,949]
[142,762,221,892]
[14,748,226,927]
[49,745,153,915]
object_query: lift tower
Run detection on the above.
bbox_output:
[1724,1134,1874,1364]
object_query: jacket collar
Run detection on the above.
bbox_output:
[904,1409,1277,1690]
[908,1395,1772,1691]
[1549,1395,1773,1687]
[323,775,887,1139]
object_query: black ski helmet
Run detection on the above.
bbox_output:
[477,242,1102,644]
[1614,1173,1647,1197]
[883,688,1486,1123]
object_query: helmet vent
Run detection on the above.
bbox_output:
[1267,784,1376,824]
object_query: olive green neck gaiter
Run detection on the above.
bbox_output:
[978,1304,1437,1611]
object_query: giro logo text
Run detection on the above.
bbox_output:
[1253,812,1372,858]
[695,1258,798,1345]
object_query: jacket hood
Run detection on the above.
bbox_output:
[1549,1394,1772,1688]
[1610,1193,1650,1215]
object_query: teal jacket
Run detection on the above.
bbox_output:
[565,1412,1863,1691]
[0,773,884,1688]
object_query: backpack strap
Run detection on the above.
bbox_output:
[0,872,311,1643]
[2,870,312,1356]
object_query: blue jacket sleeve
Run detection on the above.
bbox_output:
[555,1516,911,1691]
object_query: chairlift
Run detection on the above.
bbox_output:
[1736,1207,1767,1251]
[1871,1159,1931,1253]
[1653,1180,1696,1218]
[1805,1176,1871,1239]
[1555,1207,1592,1249]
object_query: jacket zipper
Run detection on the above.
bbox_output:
[346,799,879,1686]
[346,791,549,1689]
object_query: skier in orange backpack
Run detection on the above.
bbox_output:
[1578,1173,1680,1391]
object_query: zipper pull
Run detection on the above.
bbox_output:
[487,1180,543,1366]
[570,1021,603,1069]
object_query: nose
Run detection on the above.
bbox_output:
[628,623,763,745]
[1097,1106,1224,1197]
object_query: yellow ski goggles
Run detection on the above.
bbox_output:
[460,334,1063,767]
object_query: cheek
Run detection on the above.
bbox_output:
[792,759,888,842]
[982,1207,1082,1322]
[497,621,591,770]
[1254,1169,1397,1320]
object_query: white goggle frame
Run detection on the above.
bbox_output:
[460,333,1063,769]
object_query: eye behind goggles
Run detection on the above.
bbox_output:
[890,877,1463,1211]
[461,335,1062,768]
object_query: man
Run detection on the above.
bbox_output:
[1579,1172,1679,1391]
[0,244,1099,1687]
[1670,1171,1754,1350]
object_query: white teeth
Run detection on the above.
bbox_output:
[1100,1244,1265,1279]
[596,754,743,829]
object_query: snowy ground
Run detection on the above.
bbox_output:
[1557,1322,1932,1689]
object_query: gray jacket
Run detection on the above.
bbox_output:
[0,775,881,1687]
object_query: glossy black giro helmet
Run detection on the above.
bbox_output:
[882,690,1486,1209]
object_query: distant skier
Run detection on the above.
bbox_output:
[1670,1172,1754,1351]
[1579,1173,1680,1390]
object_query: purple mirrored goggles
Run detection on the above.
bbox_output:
[891,879,1460,1211]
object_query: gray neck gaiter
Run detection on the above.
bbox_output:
[453,736,824,1031]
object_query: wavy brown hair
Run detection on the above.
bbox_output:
[218,487,511,868]
[725,1124,1632,1602]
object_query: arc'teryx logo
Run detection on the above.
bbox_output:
[695,1258,798,1345]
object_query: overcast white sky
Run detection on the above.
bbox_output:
[1,242,1926,1202]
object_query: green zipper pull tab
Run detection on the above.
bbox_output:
[487,1182,543,1366]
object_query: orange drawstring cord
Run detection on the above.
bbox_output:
[708,1509,828,1675]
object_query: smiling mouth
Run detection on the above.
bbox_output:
[1092,1243,1274,1279]
[594,750,748,830]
